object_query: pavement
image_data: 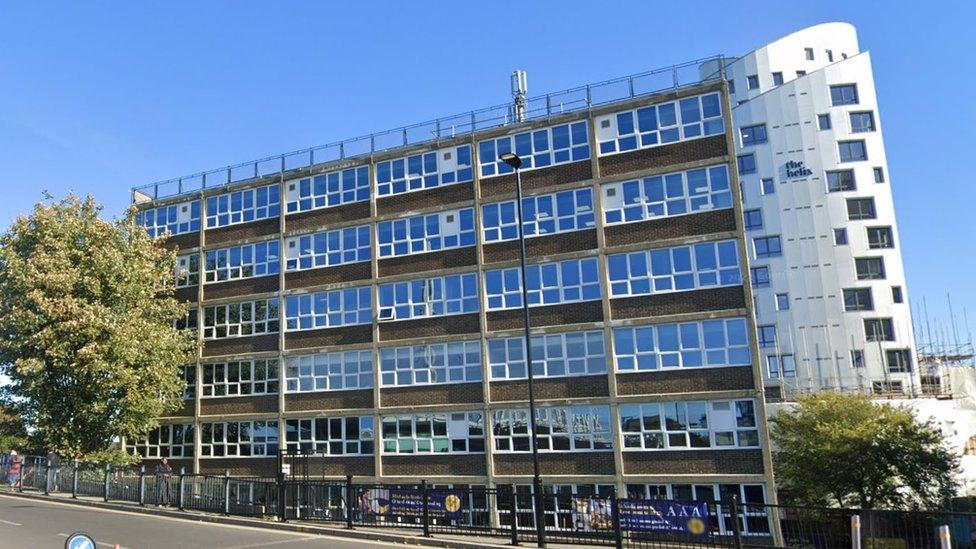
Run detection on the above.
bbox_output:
[0,493,413,548]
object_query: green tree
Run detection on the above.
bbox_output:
[0,399,28,455]
[770,392,959,509]
[0,194,197,459]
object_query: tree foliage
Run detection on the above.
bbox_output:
[0,194,197,459]
[770,392,959,509]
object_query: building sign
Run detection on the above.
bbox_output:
[359,488,464,520]
[618,499,710,534]
[784,160,812,179]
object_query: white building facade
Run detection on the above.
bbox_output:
[703,23,920,397]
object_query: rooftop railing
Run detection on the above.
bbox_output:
[132,55,728,203]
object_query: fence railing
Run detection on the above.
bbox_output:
[1,456,969,548]
[131,55,727,203]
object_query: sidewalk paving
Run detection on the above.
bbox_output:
[0,487,576,549]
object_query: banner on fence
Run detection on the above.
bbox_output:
[571,497,613,531]
[358,489,464,520]
[618,499,710,535]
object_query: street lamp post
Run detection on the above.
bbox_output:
[499,152,546,548]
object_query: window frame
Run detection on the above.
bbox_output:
[608,240,741,298]
[285,416,375,456]
[376,145,473,197]
[284,350,374,393]
[204,240,280,283]
[380,341,482,387]
[285,224,371,271]
[381,412,485,455]
[205,184,281,229]
[489,330,606,380]
[202,299,279,340]
[619,400,760,451]
[201,359,278,398]
[377,208,476,258]
[492,405,612,453]
[486,258,601,310]
[613,318,751,373]
[285,287,373,331]
[285,165,370,214]
[379,273,479,321]
[483,187,595,243]
[480,121,590,177]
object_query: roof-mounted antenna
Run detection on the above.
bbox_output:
[511,69,528,123]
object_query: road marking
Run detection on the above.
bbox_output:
[223,537,320,549]
[0,518,22,526]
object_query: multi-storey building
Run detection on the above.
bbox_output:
[699,22,919,397]
[127,54,778,520]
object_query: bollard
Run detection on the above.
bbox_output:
[729,496,744,549]
[421,480,430,538]
[509,486,519,547]
[277,471,286,522]
[939,524,951,549]
[16,459,23,493]
[851,515,862,549]
[345,475,354,529]
[44,463,51,495]
[177,467,185,510]
[610,488,622,549]
[71,461,78,499]
[103,465,110,502]
[138,466,146,506]
[223,470,231,515]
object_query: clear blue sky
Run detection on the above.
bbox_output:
[0,1,973,341]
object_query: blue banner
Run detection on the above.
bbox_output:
[358,489,464,520]
[618,499,710,535]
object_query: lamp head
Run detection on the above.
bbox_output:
[498,152,522,169]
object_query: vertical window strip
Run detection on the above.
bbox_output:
[285,166,370,213]
[284,225,371,271]
[487,330,606,380]
[482,187,595,243]
[175,253,200,287]
[284,350,374,393]
[379,341,482,387]
[613,318,751,372]
[376,145,473,197]
[602,165,732,225]
[204,240,280,283]
[607,240,741,297]
[377,208,475,258]
[478,121,590,177]
[284,287,373,331]
[205,184,281,228]
[484,257,601,311]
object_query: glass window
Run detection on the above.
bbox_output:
[804,48,814,60]
[850,111,876,133]
[757,325,776,348]
[834,228,848,245]
[874,167,886,183]
[205,184,280,228]
[200,420,279,457]
[847,198,876,220]
[486,258,600,310]
[380,341,481,387]
[740,124,767,146]
[596,92,723,155]
[767,355,796,379]
[843,288,874,311]
[613,318,750,372]
[377,145,473,197]
[286,416,374,456]
[864,318,895,342]
[285,224,370,271]
[867,226,894,249]
[619,400,759,450]
[204,240,280,283]
[761,178,775,195]
[886,349,912,373]
[751,266,770,288]
[608,240,741,298]
[838,140,868,162]
[176,308,197,332]
[772,72,783,86]
[753,236,782,259]
[379,273,479,321]
[202,299,279,339]
[490,330,606,380]
[175,253,200,287]
[128,423,195,458]
[493,406,612,453]
[826,170,855,192]
[202,359,278,397]
[484,188,595,242]
[817,114,831,130]
[382,412,484,454]
[377,208,475,257]
[285,350,373,393]
[285,287,372,330]
[830,84,859,106]
[479,121,589,176]
[891,286,903,304]
[137,200,201,238]
[775,293,790,311]
[746,75,759,90]
[285,165,370,214]
[743,209,763,231]
[181,365,196,399]
[737,154,757,175]
[602,165,732,226]
[855,257,886,280]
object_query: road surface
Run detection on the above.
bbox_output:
[0,494,406,548]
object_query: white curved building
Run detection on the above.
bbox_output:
[703,22,919,397]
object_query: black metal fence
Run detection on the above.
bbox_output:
[3,455,974,548]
